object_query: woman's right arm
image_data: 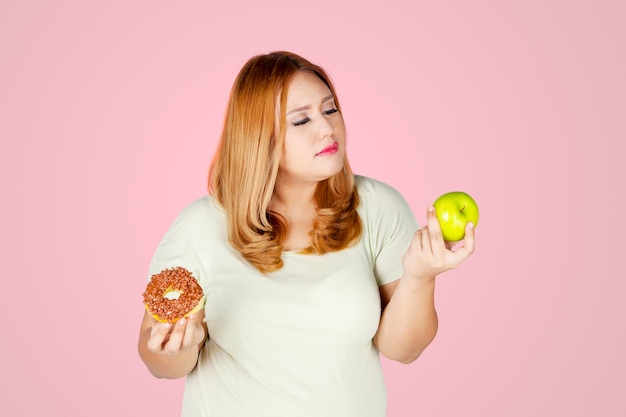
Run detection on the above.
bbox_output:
[138,309,208,379]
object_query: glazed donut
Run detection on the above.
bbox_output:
[143,267,205,323]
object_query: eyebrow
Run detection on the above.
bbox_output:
[286,94,334,115]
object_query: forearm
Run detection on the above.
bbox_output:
[373,276,438,364]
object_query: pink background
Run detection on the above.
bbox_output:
[2,1,625,416]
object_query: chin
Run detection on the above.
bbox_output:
[321,161,345,180]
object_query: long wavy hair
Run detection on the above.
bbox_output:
[209,51,362,274]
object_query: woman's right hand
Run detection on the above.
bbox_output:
[146,314,207,355]
[138,309,208,379]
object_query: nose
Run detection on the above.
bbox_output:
[318,115,335,139]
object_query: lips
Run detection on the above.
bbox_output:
[316,142,339,156]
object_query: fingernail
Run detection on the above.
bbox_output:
[153,322,170,335]
[428,206,435,213]
[468,222,474,229]
[179,317,186,326]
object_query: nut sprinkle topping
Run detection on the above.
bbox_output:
[143,267,204,323]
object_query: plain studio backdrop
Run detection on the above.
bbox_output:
[1,1,624,416]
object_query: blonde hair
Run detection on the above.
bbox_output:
[209,51,361,273]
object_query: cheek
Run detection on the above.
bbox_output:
[335,127,347,149]
[333,118,346,137]
[280,134,305,170]
[284,131,311,154]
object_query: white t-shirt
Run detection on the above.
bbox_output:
[147,175,419,417]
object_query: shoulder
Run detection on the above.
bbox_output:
[168,195,225,232]
[355,175,410,208]
[178,195,222,217]
[355,175,418,229]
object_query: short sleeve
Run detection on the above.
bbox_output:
[356,176,419,286]
[146,198,207,283]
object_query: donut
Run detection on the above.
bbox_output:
[143,267,205,323]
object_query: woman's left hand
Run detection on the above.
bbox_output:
[402,206,476,282]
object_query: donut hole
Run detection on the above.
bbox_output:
[164,289,183,300]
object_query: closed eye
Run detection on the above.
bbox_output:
[292,108,337,126]
[293,117,311,126]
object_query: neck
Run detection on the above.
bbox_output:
[271,180,317,217]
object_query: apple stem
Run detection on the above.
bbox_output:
[460,205,465,213]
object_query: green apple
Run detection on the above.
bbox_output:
[433,191,479,241]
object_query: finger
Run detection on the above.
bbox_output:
[164,318,187,354]
[444,239,461,251]
[454,222,476,262]
[181,316,203,348]
[427,206,445,259]
[462,221,476,255]
[146,322,172,353]
[420,225,433,256]
[408,229,423,253]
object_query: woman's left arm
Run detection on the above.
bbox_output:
[373,206,476,364]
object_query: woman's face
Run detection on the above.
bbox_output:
[278,71,346,186]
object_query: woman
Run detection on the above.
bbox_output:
[138,51,476,417]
